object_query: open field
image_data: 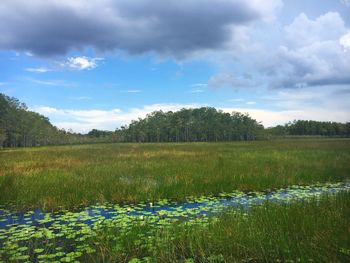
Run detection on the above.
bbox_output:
[1,138,349,210]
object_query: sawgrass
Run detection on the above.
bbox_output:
[88,191,350,262]
[0,138,349,210]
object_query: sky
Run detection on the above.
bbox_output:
[0,0,349,133]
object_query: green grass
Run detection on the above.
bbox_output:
[0,139,349,210]
[85,191,350,262]
[1,189,349,262]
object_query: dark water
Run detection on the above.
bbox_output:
[1,181,349,262]
[1,181,349,230]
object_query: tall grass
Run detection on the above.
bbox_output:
[87,191,350,262]
[0,139,349,210]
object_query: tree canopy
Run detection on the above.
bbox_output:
[0,93,98,147]
[1,93,349,148]
[115,107,264,142]
[267,120,350,137]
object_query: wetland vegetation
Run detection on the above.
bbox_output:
[0,186,349,262]
[1,95,350,262]
[0,138,349,262]
[1,139,349,211]
[1,1,349,261]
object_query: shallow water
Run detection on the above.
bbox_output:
[0,181,349,262]
[1,181,349,230]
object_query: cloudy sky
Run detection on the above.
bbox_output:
[1,0,349,133]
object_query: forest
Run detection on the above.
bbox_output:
[1,93,349,147]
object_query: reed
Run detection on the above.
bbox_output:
[88,191,350,262]
[0,138,349,210]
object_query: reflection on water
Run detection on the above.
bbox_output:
[1,181,349,230]
[0,181,349,262]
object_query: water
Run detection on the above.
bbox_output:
[1,181,349,230]
[1,181,349,262]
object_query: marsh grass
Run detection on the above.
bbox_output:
[0,139,349,210]
[87,191,350,262]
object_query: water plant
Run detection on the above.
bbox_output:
[0,182,349,262]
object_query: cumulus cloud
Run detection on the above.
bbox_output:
[32,97,349,133]
[63,56,102,70]
[284,12,345,48]
[221,107,349,127]
[339,32,350,50]
[0,0,281,58]
[206,11,350,90]
[25,57,102,72]
[262,12,350,89]
[32,103,202,133]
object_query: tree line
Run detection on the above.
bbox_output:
[267,120,350,137]
[115,108,264,142]
[0,93,112,147]
[1,93,349,147]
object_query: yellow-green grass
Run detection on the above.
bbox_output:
[0,139,349,210]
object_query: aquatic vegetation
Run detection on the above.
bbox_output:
[0,139,349,261]
[0,182,349,262]
[0,139,349,211]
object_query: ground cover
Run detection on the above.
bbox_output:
[89,191,350,262]
[0,139,349,210]
[0,189,349,262]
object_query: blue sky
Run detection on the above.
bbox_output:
[0,0,349,133]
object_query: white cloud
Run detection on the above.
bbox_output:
[339,32,350,50]
[220,107,349,127]
[25,67,51,73]
[30,79,60,86]
[28,78,72,86]
[189,84,206,93]
[250,0,282,22]
[64,56,102,70]
[26,57,104,72]
[34,106,65,115]
[32,103,202,133]
[32,93,350,133]
[284,12,346,48]
[262,12,350,88]
[189,89,204,93]
[207,11,350,90]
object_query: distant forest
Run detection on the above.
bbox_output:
[1,93,349,147]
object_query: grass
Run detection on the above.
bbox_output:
[0,138,349,210]
[83,191,350,262]
[1,188,349,262]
